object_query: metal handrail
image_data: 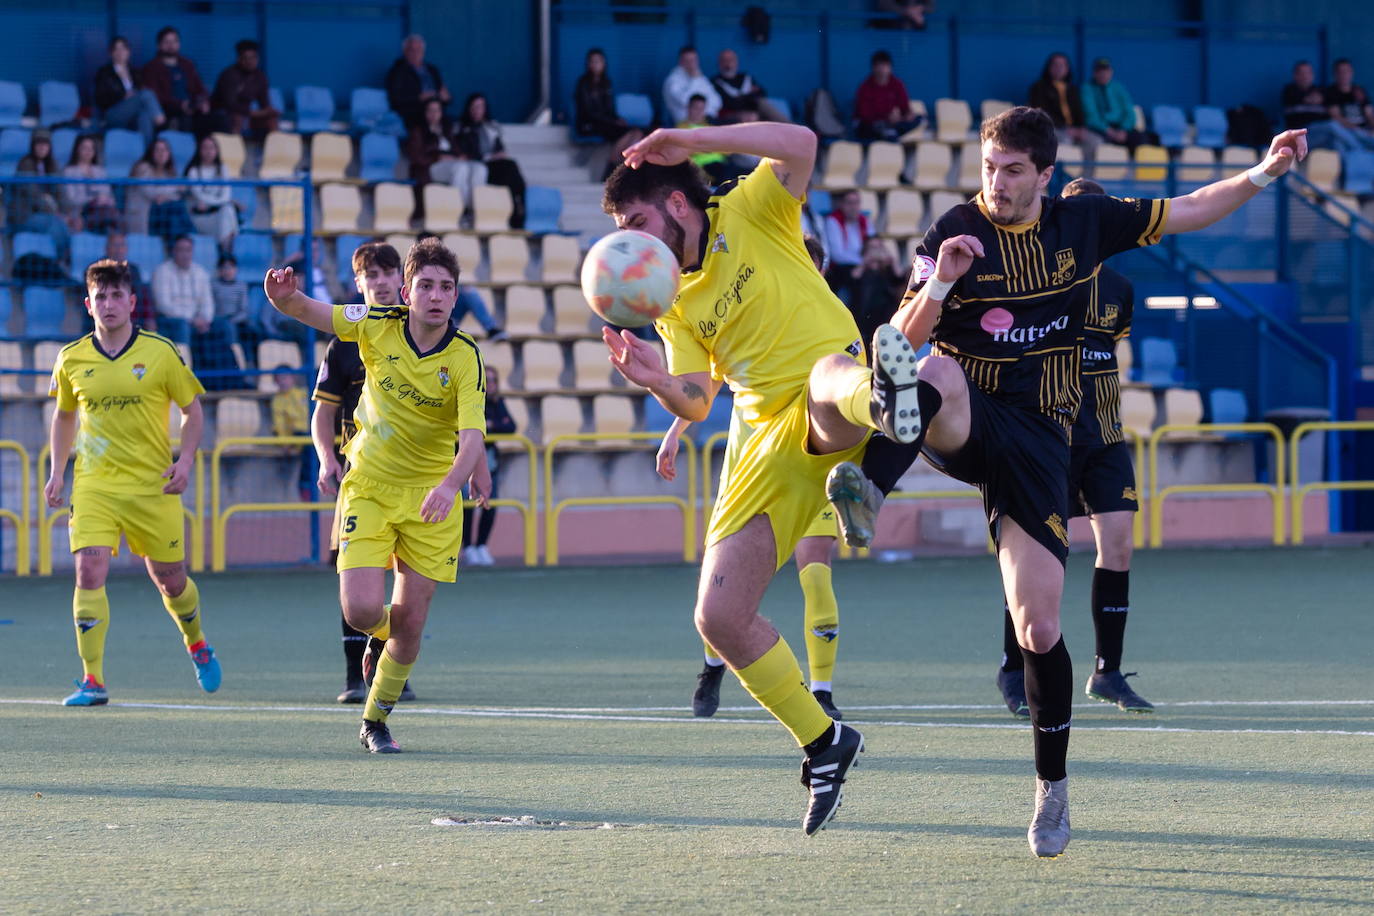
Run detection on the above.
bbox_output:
[1148,422,1286,546]
[1288,421,1374,545]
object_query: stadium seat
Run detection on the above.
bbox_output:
[1178,146,1217,182]
[524,185,563,234]
[359,132,400,182]
[422,184,464,232]
[1138,337,1179,386]
[269,87,286,116]
[13,231,57,261]
[858,189,879,221]
[979,99,1013,124]
[1193,105,1228,148]
[1094,144,1130,181]
[593,394,636,433]
[1150,105,1188,147]
[232,183,257,226]
[1221,145,1258,169]
[1056,143,1084,176]
[1116,338,1133,381]
[552,285,596,335]
[124,233,164,279]
[234,232,275,279]
[319,183,363,233]
[65,232,103,281]
[1304,149,1341,192]
[1134,145,1169,182]
[539,395,584,440]
[954,141,981,191]
[0,284,10,326]
[384,233,415,260]
[764,97,793,122]
[216,396,265,440]
[330,233,367,286]
[573,339,615,388]
[807,188,832,215]
[615,93,654,129]
[50,127,79,167]
[483,339,515,381]
[502,285,548,336]
[935,98,973,142]
[865,141,904,189]
[23,287,67,338]
[1341,152,1374,193]
[0,339,23,396]
[350,88,390,132]
[372,182,414,233]
[487,234,530,284]
[269,186,304,233]
[294,86,335,133]
[309,132,352,182]
[259,131,303,179]
[257,340,301,391]
[913,141,952,191]
[820,140,862,189]
[0,81,24,128]
[1133,104,1147,131]
[212,131,247,177]
[1209,387,1248,424]
[443,233,482,276]
[103,128,144,177]
[34,341,65,381]
[161,130,196,171]
[882,189,923,237]
[927,190,966,225]
[0,127,30,175]
[519,340,565,390]
[190,234,218,272]
[1120,387,1155,437]
[1163,387,1204,427]
[471,184,514,233]
[540,233,581,284]
[38,81,79,127]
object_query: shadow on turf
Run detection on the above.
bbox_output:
[1100,881,1370,908]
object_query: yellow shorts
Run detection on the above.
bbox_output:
[69,485,186,563]
[804,504,840,540]
[708,389,867,570]
[336,471,462,583]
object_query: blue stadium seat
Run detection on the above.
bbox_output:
[50,127,79,167]
[0,127,31,176]
[294,86,335,133]
[124,233,165,280]
[334,234,370,284]
[359,131,400,182]
[524,185,562,235]
[616,93,654,129]
[350,88,390,132]
[232,184,257,225]
[1342,150,1374,192]
[160,130,196,171]
[1150,105,1188,148]
[191,234,218,272]
[69,232,106,280]
[103,128,144,177]
[269,87,286,117]
[0,81,25,128]
[38,81,79,127]
[1138,336,1179,386]
[763,97,793,123]
[807,188,833,215]
[23,286,67,338]
[1209,387,1248,424]
[0,287,11,327]
[13,231,57,261]
[1193,106,1227,148]
[233,232,275,278]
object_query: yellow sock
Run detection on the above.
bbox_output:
[800,563,839,685]
[363,648,414,723]
[703,641,723,663]
[360,604,392,642]
[833,365,879,432]
[163,577,204,650]
[734,637,833,747]
[73,587,110,684]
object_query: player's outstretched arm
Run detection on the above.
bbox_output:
[656,416,692,481]
[1164,129,1307,234]
[44,408,79,508]
[602,327,715,422]
[263,267,338,334]
[891,235,985,347]
[163,397,203,495]
[623,122,816,199]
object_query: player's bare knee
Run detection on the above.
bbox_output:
[1020,617,1062,654]
[148,562,187,597]
[917,354,964,399]
[341,599,384,633]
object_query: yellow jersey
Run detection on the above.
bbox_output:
[654,161,863,425]
[49,329,204,495]
[331,304,486,487]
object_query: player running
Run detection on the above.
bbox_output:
[824,107,1305,855]
[996,177,1152,719]
[266,238,490,753]
[46,259,220,705]
[602,122,920,835]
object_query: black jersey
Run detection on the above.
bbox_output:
[311,336,366,447]
[904,191,1167,431]
[1074,265,1133,446]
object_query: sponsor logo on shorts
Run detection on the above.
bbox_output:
[131,363,147,381]
[339,537,350,552]
[1044,513,1070,548]
[446,555,456,566]
[821,510,834,521]
[1051,248,1076,285]
[343,303,368,322]
[169,538,179,549]
[1122,487,1137,501]
[811,625,838,643]
[76,616,102,633]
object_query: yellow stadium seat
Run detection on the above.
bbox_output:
[865,141,905,189]
[935,98,973,143]
[913,141,952,191]
[1093,144,1130,181]
[257,341,301,392]
[502,285,548,336]
[858,189,880,222]
[927,190,967,223]
[372,182,414,233]
[1178,146,1217,182]
[573,340,615,389]
[1221,145,1258,169]
[258,131,302,179]
[482,340,515,381]
[423,184,464,233]
[1120,387,1156,438]
[883,188,923,237]
[1133,104,1147,131]
[519,340,565,391]
[553,285,597,336]
[539,395,584,440]
[501,393,529,434]
[540,233,581,284]
[979,99,1013,124]
[1163,387,1204,427]
[1134,145,1169,182]
[309,132,352,182]
[385,233,415,262]
[442,233,482,277]
[487,234,530,284]
[216,396,264,441]
[269,186,303,233]
[1305,149,1341,192]
[900,99,930,142]
[1325,193,1360,227]
[904,236,923,267]
[472,185,513,233]
[593,395,636,433]
[955,141,981,191]
[319,183,362,233]
[1057,143,1084,175]
[0,341,23,396]
[820,141,862,189]
[311,339,327,367]
[1116,338,1133,382]
[212,132,246,177]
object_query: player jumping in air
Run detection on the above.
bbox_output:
[824,107,1305,855]
[266,238,490,753]
[46,259,221,705]
[602,122,922,835]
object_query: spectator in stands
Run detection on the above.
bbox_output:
[141,26,212,134]
[854,50,919,142]
[10,130,69,250]
[573,48,644,172]
[105,231,156,331]
[1028,52,1099,159]
[60,135,120,234]
[712,48,765,124]
[406,97,485,206]
[93,36,165,144]
[461,364,517,567]
[151,234,216,351]
[874,0,931,30]
[126,137,194,240]
[212,253,261,365]
[662,46,721,125]
[847,236,906,347]
[284,238,344,304]
[823,189,870,301]
[386,33,451,128]
[1321,58,1374,153]
[211,39,280,136]
[1081,57,1157,150]
[1282,60,1329,131]
[270,365,314,499]
[458,93,527,230]
[184,135,239,248]
[677,94,734,183]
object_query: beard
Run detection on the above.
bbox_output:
[987,187,1039,226]
[656,203,688,266]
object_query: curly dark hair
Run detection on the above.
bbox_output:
[601,161,712,216]
[403,236,460,287]
[980,106,1058,173]
[84,258,134,294]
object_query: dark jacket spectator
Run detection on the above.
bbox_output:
[1281,61,1329,129]
[212,39,280,135]
[854,50,918,141]
[848,237,906,349]
[385,34,450,127]
[573,48,644,177]
[1027,52,1098,155]
[712,48,766,122]
[405,99,471,186]
[1081,57,1158,150]
[458,93,526,229]
[11,131,66,238]
[93,37,166,145]
[140,26,211,132]
[1325,59,1374,133]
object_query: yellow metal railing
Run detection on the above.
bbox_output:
[1125,428,1147,549]
[0,440,31,575]
[484,434,540,567]
[1289,421,1374,545]
[1148,423,1286,547]
[544,432,697,565]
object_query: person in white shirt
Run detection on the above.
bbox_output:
[662,46,721,125]
[822,189,870,301]
[151,234,214,347]
[184,135,239,247]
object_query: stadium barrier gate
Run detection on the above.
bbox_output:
[1148,422,1286,548]
[0,441,32,575]
[544,432,697,565]
[1289,421,1374,545]
[476,434,539,567]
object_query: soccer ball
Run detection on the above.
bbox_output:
[580,230,680,328]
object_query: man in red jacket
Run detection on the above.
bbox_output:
[854,50,921,142]
[141,26,211,133]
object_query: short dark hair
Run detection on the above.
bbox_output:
[403,237,460,287]
[802,234,825,271]
[679,45,696,57]
[109,35,129,52]
[602,161,712,216]
[980,106,1058,173]
[1061,177,1106,197]
[688,93,707,105]
[85,259,134,294]
[235,39,259,55]
[871,50,892,66]
[1334,57,1352,69]
[156,26,178,43]
[1294,59,1311,70]
[172,233,193,247]
[352,241,402,277]
[217,253,237,267]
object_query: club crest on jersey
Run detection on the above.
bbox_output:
[131,363,147,381]
[711,232,729,254]
[1102,302,1119,326]
[438,366,450,387]
[1051,248,1076,285]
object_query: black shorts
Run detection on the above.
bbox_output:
[1069,440,1138,518]
[921,383,1072,565]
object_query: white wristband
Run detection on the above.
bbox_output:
[924,277,955,301]
[1246,165,1275,188]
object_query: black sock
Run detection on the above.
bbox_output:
[1091,568,1130,673]
[341,614,367,683]
[1022,636,1073,782]
[860,380,942,495]
[1000,603,1023,671]
[803,723,837,757]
